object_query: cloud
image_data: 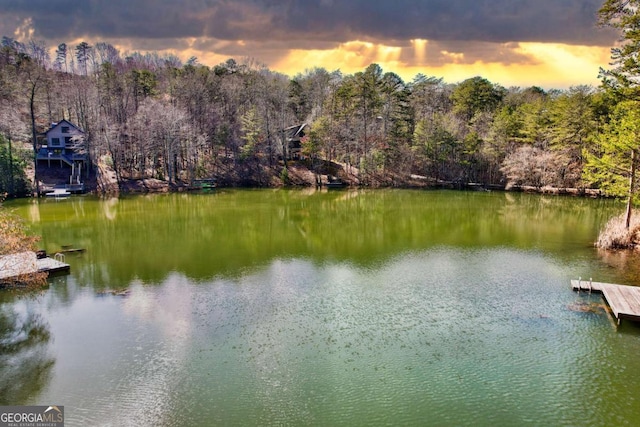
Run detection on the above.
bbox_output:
[408,40,539,67]
[272,0,614,45]
[0,0,616,47]
[0,0,615,87]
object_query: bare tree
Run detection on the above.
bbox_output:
[26,40,50,68]
[95,42,121,67]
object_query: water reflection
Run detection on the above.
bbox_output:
[3,190,639,425]
[0,296,54,405]
[9,190,621,290]
[101,197,119,221]
[2,243,640,424]
[596,249,640,285]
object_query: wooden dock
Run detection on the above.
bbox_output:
[37,256,71,275]
[1,252,70,284]
[571,279,640,325]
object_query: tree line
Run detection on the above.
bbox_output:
[0,33,632,198]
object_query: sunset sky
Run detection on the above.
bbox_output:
[0,0,619,89]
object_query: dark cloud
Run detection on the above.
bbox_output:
[292,0,616,46]
[407,41,540,67]
[0,0,615,46]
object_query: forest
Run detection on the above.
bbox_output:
[0,30,634,199]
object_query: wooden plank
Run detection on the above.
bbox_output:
[572,280,640,324]
[625,287,640,309]
[613,287,638,314]
[602,286,624,319]
[619,287,640,320]
[604,286,631,315]
[37,257,70,274]
[58,248,86,254]
[0,252,37,280]
[603,284,640,321]
[617,286,637,308]
[571,279,603,293]
[1,252,70,284]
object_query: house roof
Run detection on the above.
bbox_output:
[44,119,84,136]
[283,123,307,140]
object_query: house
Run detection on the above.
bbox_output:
[36,120,87,191]
[282,123,308,160]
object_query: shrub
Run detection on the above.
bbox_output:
[280,167,289,185]
[0,203,47,288]
[596,213,640,249]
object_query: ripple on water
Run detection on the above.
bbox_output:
[34,248,640,426]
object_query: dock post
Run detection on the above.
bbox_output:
[578,277,581,292]
[589,278,592,293]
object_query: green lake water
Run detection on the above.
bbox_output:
[2,189,640,426]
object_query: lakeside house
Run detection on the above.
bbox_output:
[283,123,308,160]
[36,120,88,192]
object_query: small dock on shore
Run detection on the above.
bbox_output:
[1,252,70,285]
[571,279,640,325]
[37,255,71,275]
[190,179,217,191]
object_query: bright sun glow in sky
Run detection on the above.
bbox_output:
[270,41,611,88]
[52,34,613,90]
[1,0,617,89]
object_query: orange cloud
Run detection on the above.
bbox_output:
[56,35,611,90]
[272,40,611,88]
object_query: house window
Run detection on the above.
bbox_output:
[61,126,69,133]
[65,137,72,146]
[51,137,60,146]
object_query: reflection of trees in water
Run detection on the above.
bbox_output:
[17,191,622,286]
[0,304,54,405]
[597,249,640,284]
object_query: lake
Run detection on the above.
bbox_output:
[2,189,640,426]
